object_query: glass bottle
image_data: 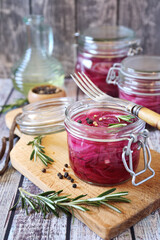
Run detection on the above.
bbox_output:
[11,15,64,96]
[75,26,142,97]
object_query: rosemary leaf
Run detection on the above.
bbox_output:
[28,135,54,166]
[10,187,131,217]
[0,98,28,114]
[116,115,135,123]
[101,202,121,213]
[108,123,127,128]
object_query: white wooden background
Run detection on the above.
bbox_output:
[0,78,160,240]
[1,0,160,77]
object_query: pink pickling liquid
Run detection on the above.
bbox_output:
[119,89,160,114]
[76,54,125,97]
[67,110,140,185]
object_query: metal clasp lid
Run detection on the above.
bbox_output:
[106,63,121,85]
[127,39,143,56]
[122,130,155,186]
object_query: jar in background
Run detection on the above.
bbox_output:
[75,26,141,97]
[64,99,154,186]
[107,56,160,113]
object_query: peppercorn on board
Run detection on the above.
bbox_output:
[6,109,160,240]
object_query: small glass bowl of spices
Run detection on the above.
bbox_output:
[64,99,155,186]
[107,56,160,113]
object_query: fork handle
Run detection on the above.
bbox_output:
[137,107,160,129]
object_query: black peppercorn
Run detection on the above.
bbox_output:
[77,120,82,124]
[72,183,77,188]
[57,172,61,177]
[71,178,74,183]
[86,117,89,121]
[59,174,63,179]
[64,163,68,168]
[42,168,46,173]
[67,176,71,180]
[64,172,68,178]
[87,118,93,124]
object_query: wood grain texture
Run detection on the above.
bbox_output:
[0,0,29,77]
[118,0,160,55]
[70,217,132,240]
[138,107,160,129]
[133,128,160,240]
[5,105,160,240]
[4,78,78,240]
[76,0,117,31]
[0,80,24,240]
[31,0,76,75]
[2,79,160,240]
[7,177,68,240]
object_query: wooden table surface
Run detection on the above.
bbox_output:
[0,78,160,240]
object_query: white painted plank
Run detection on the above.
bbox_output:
[0,81,25,239]
[5,78,77,239]
[7,177,68,240]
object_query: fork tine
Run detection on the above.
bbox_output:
[76,73,100,98]
[81,72,106,96]
[70,74,96,100]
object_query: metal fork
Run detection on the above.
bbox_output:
[71,72,160,129]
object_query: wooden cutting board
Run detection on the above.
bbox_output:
[6,109,160,240]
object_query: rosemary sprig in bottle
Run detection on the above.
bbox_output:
[28,136,54,166]
[0,98,28,114]
[10,187,130,217]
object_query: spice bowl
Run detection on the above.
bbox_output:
[64,99,155,186]
[28,84,66,103]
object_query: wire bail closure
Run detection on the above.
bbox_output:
[106,63,121,85]
[122,129,155,186]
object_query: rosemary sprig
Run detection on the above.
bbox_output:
[108,123,127,128]
[10,187,130,217]
[116,115,135,123]
[0,98,28,114]
[27,136,54,166]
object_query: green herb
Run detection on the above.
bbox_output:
[0,98,28,114]
[116,115,135,123]
[28,136,54,166]
[10,187,130,218]
[108,123,127,128]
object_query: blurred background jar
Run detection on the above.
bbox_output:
[75,25,142,97]
[11,15,64,96]
[107,56,160,113]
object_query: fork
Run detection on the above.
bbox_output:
[71,72,160,130]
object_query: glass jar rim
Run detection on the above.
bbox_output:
[16,97,74,135]
[23,15,44,25]
[120,56,160,79]
[77,25,139,50]
[64,99,145,142]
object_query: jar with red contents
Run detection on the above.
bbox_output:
[64,99,155,186]
[107,56,160,114]
[75,26,141,97]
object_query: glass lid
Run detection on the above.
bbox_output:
[121,56,160,79]
[16,97,73,135]
[78,25,138,48]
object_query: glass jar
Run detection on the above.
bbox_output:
[75,26,141,97]
[107,56,160,114]
[64,99,154,186]
[11,15,64,96]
